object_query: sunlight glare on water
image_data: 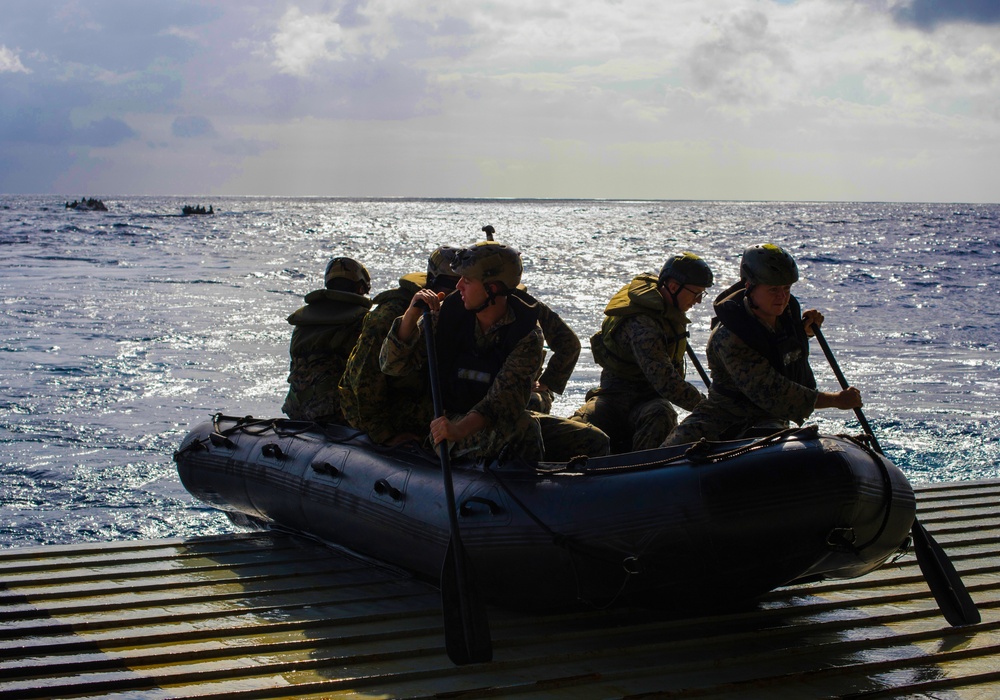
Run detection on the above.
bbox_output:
[0,196,997,547]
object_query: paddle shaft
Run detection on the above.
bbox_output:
[812,324,979,626]
[812,327,883,454]
[421,306,493,663]
[685,343,711,389]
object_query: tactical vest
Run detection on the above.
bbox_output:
[434,291,539,414]
[712,288,816,390]
[590,274,688,382]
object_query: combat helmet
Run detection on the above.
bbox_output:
[451,241,523,291]
[324,256,371,293]
[740,244,798,286]
[426,245,461,289]
[658,252,714,288]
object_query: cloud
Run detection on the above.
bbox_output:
[1,0,999,200]
[271,7,347,75]
[76,117,137,147]
[172,115,217,138]
[0,45,29,73]
[893,0,1000,29]
[687,9,794,111]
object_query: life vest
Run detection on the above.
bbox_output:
[370,272,426,309]
[712,287,816,390]
[434,290,539,414]
[590,274,688,382]
[286,289,372,359]
[283,288,372,422]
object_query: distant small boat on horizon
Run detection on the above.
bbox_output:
[66,197,108,212]
[181,204,214,216]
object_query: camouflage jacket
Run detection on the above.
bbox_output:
[533,298,580,394]
[338,273,429,443]
[282,288,371,423]
[704,315,818,425]
[379,306,544,431]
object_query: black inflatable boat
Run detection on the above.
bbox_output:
[174,414,915,609]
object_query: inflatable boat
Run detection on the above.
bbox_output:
[174,414,915,610]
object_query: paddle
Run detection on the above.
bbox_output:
[813,325,980,627]
[685,343,711,389]
[420,304,493,664]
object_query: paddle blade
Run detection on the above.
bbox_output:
[912,520,980,626]
[440,538,493,665]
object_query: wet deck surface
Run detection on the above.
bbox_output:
[2,479,999,699]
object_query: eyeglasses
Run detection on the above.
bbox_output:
[682,286,707,302]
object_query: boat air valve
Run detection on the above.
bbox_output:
[261,443,285,459]
[312,461,339,476]
[374,479,403,501]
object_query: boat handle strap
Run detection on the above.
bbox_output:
[460,496,501,517]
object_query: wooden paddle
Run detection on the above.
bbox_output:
[813,325,980,627]
[421,305,493,664]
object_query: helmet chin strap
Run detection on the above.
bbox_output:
[744,281,759,309]
[662,280,681,308]
[470,283,505,314]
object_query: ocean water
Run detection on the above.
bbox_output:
[1,195,998,549]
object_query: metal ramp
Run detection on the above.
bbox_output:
[2,479,999,699]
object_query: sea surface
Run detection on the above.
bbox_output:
[1,196,998,549]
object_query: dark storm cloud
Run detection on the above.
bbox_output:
[893,0,1000,29]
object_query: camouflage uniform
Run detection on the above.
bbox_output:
[572,274,704,452]
[517,292,608,460]
[339,272,432,444]
[664,289,818,446]
[282,288,372,423]
[528,296,581,414]
[379,301,545,463]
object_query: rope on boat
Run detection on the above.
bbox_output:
[681,425,820,464]
[174,413,369,459]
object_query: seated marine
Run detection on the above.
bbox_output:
[571,252,714,453]
[339,246,461,445]
[663,244,863,446]
[282,256,372,424]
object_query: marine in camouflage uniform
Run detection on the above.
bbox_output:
[338,246,462,445]
[477,224,607,460]
[526,293,580,414]
[572,253,714,453]
[380,241,545,463]
[663,244,863,446]
[282,257,372,424]
[338,271,429,443]
[514,288,609,461]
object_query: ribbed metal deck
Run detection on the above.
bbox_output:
[2,479,998,699]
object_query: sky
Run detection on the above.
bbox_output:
[2,0,999,202]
